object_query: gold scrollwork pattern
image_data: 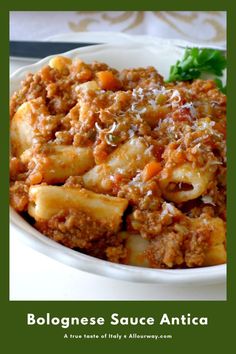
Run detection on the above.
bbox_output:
[68,11,226,44]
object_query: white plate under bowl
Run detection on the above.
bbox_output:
[10,38,226,284]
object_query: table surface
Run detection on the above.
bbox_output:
[9,12,226,300]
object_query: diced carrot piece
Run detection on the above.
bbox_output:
[142,161,162,182]
[96,71,120,90]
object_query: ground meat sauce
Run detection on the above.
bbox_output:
[10,56,226,269]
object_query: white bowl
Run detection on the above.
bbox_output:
[10,37,226,284]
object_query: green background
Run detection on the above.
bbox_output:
[1,1,235,353]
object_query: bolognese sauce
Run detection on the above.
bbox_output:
[10,56,226,269]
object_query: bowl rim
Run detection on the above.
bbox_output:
[11,208,226,285]
[10,37,227,285]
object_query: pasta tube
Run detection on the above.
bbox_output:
[48,56,72,73]
[21,145,94,184]
[28,185,128,231]
[203,217,226,266]
[159,162,214,203]
[83,137,154,193]
[10,98,49,156]
[124,233,151,267]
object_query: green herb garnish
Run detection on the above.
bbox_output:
[214,78,227,94]
[167,48,226,93]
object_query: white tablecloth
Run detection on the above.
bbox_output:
[10,11,226,47]
[10,12,226,300]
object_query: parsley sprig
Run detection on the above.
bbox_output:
[167,48,226,93]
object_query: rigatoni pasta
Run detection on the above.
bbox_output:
[21,145,94,184]
[83,137,154,193]
[159,162,215,203]
[124,233,151,267]
[10,55,226,269]
[10,99,43,156]
[29,185,128,232]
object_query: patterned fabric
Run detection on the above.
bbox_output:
[10,11,226,46]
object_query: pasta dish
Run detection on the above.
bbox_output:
[10,55,226,268]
